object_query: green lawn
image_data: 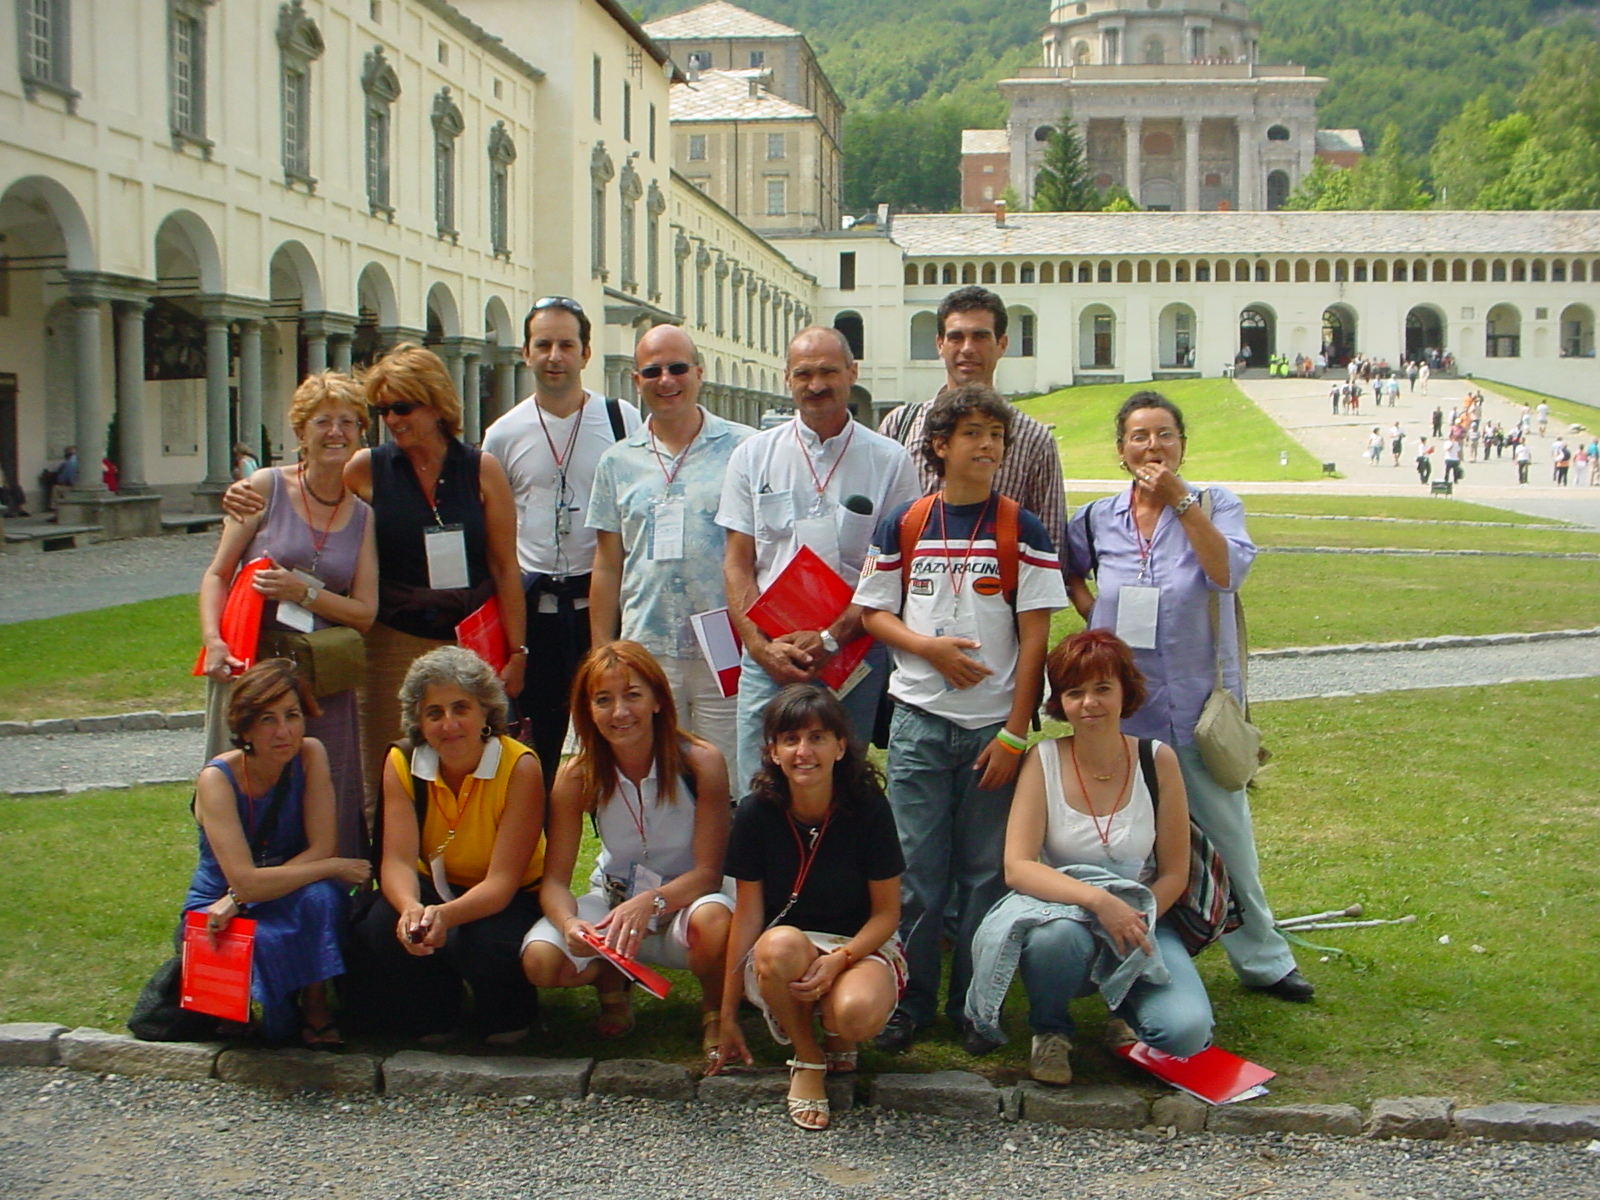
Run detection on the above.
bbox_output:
[0,595,204,721]
[1249,517,1600,554]
[1477,378,1600,433]
[1019,379,1329,482]
[8,681,1598,1106]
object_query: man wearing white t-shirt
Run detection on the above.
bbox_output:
[483,297,640,784]
[717,327,919,790]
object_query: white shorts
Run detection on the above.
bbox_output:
[521,888,733,973]
[742,929,907,1046]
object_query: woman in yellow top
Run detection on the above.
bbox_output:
[354,645,545,1042]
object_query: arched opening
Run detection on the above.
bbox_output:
[1266,125,1291,142]
[1159,303,1197,369]
[155,210,226,470]
[1020,262,1036,283]
[1079,305,1116,369]
[356,263,399,362]
[426,282,461,342]
[981,262,996,284]
[1175,260,1190,283]
[1138,261,1152,283]
[1485,304,1520,358]
[1472,259,1486,282]
[923,263,937,285]
[904,263,919,286]
[1574,260,1588,283]
[1265,170,1290,211]
[1039,262,1054,284]
[1216,259,1232,282]
[1560,304,1594,358]
[1405,305,1446,362]
[1511,259,1526,282]
[1116,261,1133,283]
[1372,259,1388,283]
[942,263,956,285]
[961,263,976,284]
[909,311,938,361]
[1393,260,1408,282]
[833,310,864,360]
[1275,259,1291,282]
[1001,262,1016,284]
[1315,259,1330,283]
[1156,261,1171,284]
[1294,259,1309,282]
[1238,304,1274,367]
[1321,304,1357,365]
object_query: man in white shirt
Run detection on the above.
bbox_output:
[717,327,920,789]
[483,296,641,785]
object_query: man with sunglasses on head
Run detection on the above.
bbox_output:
[482,297,640,786]
[586,325,755,768]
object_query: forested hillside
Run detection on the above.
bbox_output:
[635,0,1600,211]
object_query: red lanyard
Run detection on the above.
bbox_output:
[648,412,702,489]
[1069,737,1132,848]
[793,420,854,505]
[1128,484,1155,578]
[428,773,478,861]
[617,773,651,861]
[937,491,994,603]
[295,462,341,568]
[536,395,588,475]
[785,809,834,905]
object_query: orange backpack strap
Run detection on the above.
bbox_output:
[897,493,939,611]
[995,494,1021,604]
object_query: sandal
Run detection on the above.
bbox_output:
[785,1059,830,1131]
[700,1010,722,1067]
[595,988,635,1039]
[300,1021,345,1052]
[820,1028,858,1075]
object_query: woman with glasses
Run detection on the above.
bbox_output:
[200,373,379,855]
[1065,392,1313,1005]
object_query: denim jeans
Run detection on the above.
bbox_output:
[887,702,1015,1027]
[1175,743,1296,987]
[1020,918,1213,1058]
[732,643,887,795]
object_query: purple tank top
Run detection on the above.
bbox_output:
[245,469,371,632]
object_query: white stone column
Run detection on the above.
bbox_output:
[462,350,482,444]
[1124,117,1142,206]
[304,327,328,374]
[238,319,264,462]
[493,358,517,429]
[1237,118,1259,211]
[204,314,233,486]
[113,298,150,494]
[1184,117,1202,212]
[331,335,353,374]
[70,296,110,497]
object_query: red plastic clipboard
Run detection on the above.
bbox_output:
[193,557,273,677]
[180,910,256,1023]
[577,929,672,1000]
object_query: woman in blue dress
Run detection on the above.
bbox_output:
[186,659,372,1046]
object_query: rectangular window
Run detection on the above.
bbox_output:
[282,66,309,177]
[766,177,786,217]
[437,40,448,65]
[369,0,380,20]
[839,251,856,291]
[1102,29,1119,64]
[435,139,455,236]
[688,133,706,161]
[649,103,657,161]
[749,50,765,67]
[1020,313,1036,357]
[170,8,204,140]
[365,105,390,210]
[20,0,73,96]
[766,132,785,160]
[490,164,509,256]
[1190,27,1204,60]
[592,54,602,121]
[622,80,632,141]
[688,51,710,71]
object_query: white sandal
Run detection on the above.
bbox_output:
[785,1059,830,1131]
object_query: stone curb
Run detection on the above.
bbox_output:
[1251,626,1600,660]
[4,1024,1597,1145]
[0,710,206,737]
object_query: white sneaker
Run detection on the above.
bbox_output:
[1029,1032,1074,1086]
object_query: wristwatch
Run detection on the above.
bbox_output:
[651,891,668,917]
[819,629,840,654]
[1172,493,1197,517]
[303,583,320,605]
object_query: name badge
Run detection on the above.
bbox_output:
[793,514,841,571]
[1116,585,1160,650]
[275,569,323,633]
[650,501,685,561]
[424,524,470,590]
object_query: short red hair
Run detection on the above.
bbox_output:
[1044,629,1146,720]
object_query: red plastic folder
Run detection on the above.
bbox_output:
[577,929,672,1000]
[193,557,272,677]
[744,545,873,692]
[180,910,256,1023]
[455,594,510,673]
[1115,1041,1276,1105]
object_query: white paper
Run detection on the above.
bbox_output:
[275,569,322,632]
[689,607,743,698]
[1117,585,1160,649]
[793,514,841,571]
[650,500,685,561]
[424,524,470,590]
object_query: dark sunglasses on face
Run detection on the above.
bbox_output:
[374,400,424,417]
[637,361,693,380]
[532,295,585,315]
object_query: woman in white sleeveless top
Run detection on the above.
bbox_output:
[1003,629,1213,1085]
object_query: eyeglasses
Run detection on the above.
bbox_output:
[374,400,425,417]
[532,296,585,315]
[637,361,693,380]
[1123,429,1182,447]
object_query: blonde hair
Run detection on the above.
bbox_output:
[287,372,370,442]
[363,343,462,438]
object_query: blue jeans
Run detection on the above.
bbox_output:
[1175,743,1296,986]
[887,702,1014,1027]
[1020,919,1213,1058]
[733,643,888,797]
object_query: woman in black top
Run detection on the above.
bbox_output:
[707,685,904,1131]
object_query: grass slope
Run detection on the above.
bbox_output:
[1477,378,1600,434]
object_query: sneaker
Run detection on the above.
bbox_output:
[871,1009,917,1054]
[1029,1032,1074,1085]
[1103,1017,1139,1051]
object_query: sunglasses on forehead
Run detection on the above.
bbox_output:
[373,400,426,417]
[532,295,584,315]
[637,361,693,380]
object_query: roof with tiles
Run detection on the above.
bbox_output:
[643,1,801,41]
[670,68,816,121]
[889,211,1600,258]
[961,130,1010,155]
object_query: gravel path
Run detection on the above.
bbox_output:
[0,534,216,626]
[3,1068,1597,1200]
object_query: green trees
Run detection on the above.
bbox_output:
[1030,119,1100,211]
[1282,126,1429,210]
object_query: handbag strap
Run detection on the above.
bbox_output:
[1199,489,1253,720]
[248,760,296,864]
[1137,737,1159,810]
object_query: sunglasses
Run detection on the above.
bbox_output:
[374,400,425,417]
[637,361,693,380]
[532,296,585,315]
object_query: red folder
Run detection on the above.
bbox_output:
[1114,1040,1276,1105]
[193,557,272,676]
[578,929,672,1000]
[455,594,510,673]
[180,910,256,1023]
[744,545,874,691]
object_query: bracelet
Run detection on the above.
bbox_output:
[1172,492,1197,517]
[832,946,854,966]
[994,728,1028,754]
[227,888,247,912]
[510,645,529,657]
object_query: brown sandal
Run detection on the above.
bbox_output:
[595,988,634,1039]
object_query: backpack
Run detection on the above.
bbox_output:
[897,492,1022,608]
[1136,738,1244,956]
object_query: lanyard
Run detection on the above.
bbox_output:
[616,773,652,865]
[1127,484,1155,582]
[1069,737,1132,848]
[937,491,994,604]
[648,412,702,490]
[428,773,479,862]
[295,462,341,571]
[536,395,588,487]
[767,808,833,928]
[793,420,854,508]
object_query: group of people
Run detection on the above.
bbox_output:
[163,284,1310,1131]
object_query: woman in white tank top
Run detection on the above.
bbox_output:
[1002,630,1214,1085]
